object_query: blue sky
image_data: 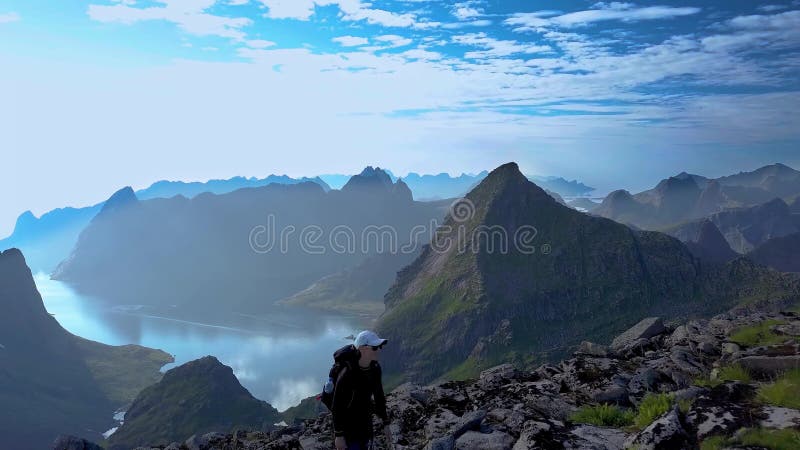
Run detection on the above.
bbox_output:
[2,0,800,237]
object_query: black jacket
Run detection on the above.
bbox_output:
[332,359,390,441]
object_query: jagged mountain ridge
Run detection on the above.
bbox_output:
[594,164,800,230]
[50,169,445,310]
[374,162,799,386]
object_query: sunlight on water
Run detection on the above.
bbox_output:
[34,272,368,411]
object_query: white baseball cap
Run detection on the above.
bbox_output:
[354,330,388,348]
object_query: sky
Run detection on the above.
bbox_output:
[2,0,800,238]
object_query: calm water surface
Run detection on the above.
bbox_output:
[35,272,372,411]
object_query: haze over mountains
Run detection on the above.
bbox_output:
[594,163,800,230]
[51,169,448,312]
[1,169,593,276]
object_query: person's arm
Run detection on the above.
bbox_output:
[373,363,390,426]
[331,367,352,439]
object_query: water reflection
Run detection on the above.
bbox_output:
[35,272,371,411]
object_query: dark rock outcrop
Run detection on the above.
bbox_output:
[107,356,281,450]
[126,304,800,450]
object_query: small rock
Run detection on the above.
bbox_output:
[569,425,629,450]
[721,342,740,355]
[576,341,611,357]
[760,406,800,429]
[455,430,515,450]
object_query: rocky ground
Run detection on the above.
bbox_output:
[57,304,800,450]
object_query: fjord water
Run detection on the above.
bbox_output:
[34,272,371,411]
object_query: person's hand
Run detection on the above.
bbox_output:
[335,436,346,450]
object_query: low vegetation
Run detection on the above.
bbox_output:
[729,320,792,347]
[633,393,673,429]
[757,369,800,409]
[701,428,800,450]
[569,404,635,427]
[694,364,751,388]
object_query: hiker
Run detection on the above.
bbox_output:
[332,330,393,450]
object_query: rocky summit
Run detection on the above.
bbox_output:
[115,300,800,450]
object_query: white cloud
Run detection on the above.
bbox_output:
[452,32,552,59]
[87,1,252,40]
[0,12,20,23]
[506,4,701,31]
[332,35,369,47]
[400,48,442,60]
[375,34,413,48]
[727,10,800,30]
[452,1,483,20]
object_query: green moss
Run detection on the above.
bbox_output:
[570,404,635,428]
[699,435,728,450]
[739,428,800,450]
[729,320,794,347]
[758,369,800,409]
[634,393,673,430]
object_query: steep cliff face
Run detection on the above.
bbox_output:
[1,248,172,450]
[374,163,799,386]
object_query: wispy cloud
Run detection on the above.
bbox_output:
[88,1,252,40]
[506,3,701,31]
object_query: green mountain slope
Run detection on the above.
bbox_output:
[108,356,281,450]
[375,163,799,386]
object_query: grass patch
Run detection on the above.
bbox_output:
[718,364,752,383]
[570,404,635,427]
[699,435,727,450]
[739,428,800,450]
[634,393,673,429]
[729,320,792,347]
[694,364,751,388]
[758,369,800,409]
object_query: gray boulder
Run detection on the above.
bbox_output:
[611,318,666,352]
[624,407,690,450]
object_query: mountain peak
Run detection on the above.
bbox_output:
[99,186,139,216]
[341,166,412,201]
[0,247,26,268]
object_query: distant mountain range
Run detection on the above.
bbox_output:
[0,174,331,274]
[50,169,448,311]
[664,198,800,254]
[594,163,800,230]
[0,248,172,450]
[374,163,800,386]
[1,170,592,275]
